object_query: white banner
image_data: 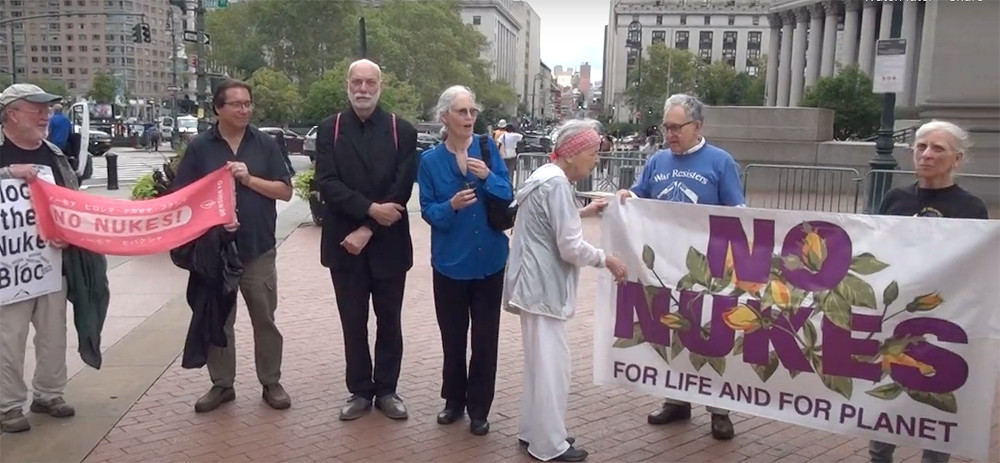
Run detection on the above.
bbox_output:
[594,199,1000,459]
[0,167,62,306]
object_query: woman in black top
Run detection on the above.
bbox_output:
[870,120,987,463]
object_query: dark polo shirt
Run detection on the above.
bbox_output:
[173,124,291,263]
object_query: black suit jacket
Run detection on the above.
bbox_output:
[315,106,418,278]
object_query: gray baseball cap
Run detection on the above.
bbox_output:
[0,84,62,109]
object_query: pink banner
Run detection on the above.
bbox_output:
[30,167,237,256]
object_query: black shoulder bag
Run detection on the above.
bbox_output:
[478,135,517,230]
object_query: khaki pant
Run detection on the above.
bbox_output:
[0,284,69,413]
[208,249,283,388]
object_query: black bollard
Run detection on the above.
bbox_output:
[106,153,119,190]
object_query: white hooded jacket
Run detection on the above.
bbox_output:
[502,163,606,320]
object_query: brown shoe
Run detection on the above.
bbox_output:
[29,397,75,418]
[711,413,734,440]
[194,386,235,413]
[647,402,691,425]
[1,409,30,433]
[263,383,291,410]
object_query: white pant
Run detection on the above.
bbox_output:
[518,313,572,461]
[0,286,69,413]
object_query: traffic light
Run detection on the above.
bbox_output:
[131,23,143,43]
[141,23,151,43]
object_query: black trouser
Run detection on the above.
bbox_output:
[432,269,504,421]
[330,268,406,400]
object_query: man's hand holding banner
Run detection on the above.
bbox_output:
[594,199,1000,459]
[29,167,237,256]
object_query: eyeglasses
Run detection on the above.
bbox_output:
[223,101,254,110]
[450,107,480,118]
[662,120,695,133]
[11,106,52,117]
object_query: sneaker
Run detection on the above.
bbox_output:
[194,386,235,413]
[29,397,75,418]
[1,409,30,433]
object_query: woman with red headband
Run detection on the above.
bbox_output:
[503,119,628,462]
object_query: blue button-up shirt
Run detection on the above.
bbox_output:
[418,134,513,280]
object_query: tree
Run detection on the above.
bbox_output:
[247,67,303,123]
[623,44,701,124]
[88,72,116,102]
[800,64,881,140]
[696,62,765,106]
[299,59,421,124]
[0,75,10,88]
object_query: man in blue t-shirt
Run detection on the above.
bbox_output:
[616,93,743,441]
[47,103,72,154]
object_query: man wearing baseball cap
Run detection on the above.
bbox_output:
[0,83,80,433]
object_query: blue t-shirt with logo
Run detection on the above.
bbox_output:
[630,142,745,206]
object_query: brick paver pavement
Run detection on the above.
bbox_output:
[83,217,998,463]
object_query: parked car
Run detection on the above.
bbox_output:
[417,132,440,152]
[88,129,112,156]
[260,127,305,155]
[303,125,318,161]
[516,133,552,154]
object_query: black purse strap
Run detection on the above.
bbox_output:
[478,134,492,170]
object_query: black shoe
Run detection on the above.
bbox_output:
[339,395,372,421]
[437,402,464,425]
[194,386,235,413]
[552,446,588,462]
[374,393,408,420]
[519,436,576,447]
[647,402,691,425]
[470,419,489,436]
[711,413,734,440]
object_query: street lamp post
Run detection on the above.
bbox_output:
[866,3,904,213]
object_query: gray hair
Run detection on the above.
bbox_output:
[433,85,480,122]
[347,59,382,80]
[553,118,601,150]
[663,93,704,123]
[915,120,973,156]
[438,126,448,141]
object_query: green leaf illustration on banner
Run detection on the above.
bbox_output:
[836,274,878,309]
[865,382,903,400]
[850,253,890,275]
[905,292,944,313]
[823,290,852,330]
[676,274,697,291]
[671,334,686,359]
[732,335,745,355]
[752,352,779,383]
[652,344,670,365]
[613,323,645,348]
[812,355,853,400]
[706,356,726,376]
[642,244,656,270]
[905,389,957,414]
[803,320,818,348]
[644,285,661,318]
[883,280,899,307]
[689,352,707,372]
[685,247,711,286]
[781,254,805,271]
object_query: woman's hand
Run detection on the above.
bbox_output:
[580,198,608,218]
[605,255,628,284]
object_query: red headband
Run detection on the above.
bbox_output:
[550,129,601,162]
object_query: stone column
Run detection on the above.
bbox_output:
[900,1,920,106]
[790,9,808,106]
[766,13,781,106]
[842,0,861,69]
[879,1,894,39]
[820,1,839,77]
[805,5,823,88]
[858,0,878,75]
[777,11,794,106]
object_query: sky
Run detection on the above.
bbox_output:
[532,0,608,82]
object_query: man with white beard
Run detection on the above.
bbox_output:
[314,59,419,421]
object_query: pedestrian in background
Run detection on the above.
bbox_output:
[418,85,512,436]
[315,59,419,422]
[505,119,628,462]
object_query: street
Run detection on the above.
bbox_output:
[82,146,314,190]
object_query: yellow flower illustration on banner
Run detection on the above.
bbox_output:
[769,280,792,309]
[660,313,688,330]
[722,304,761,333]
[802,230,827,270]
[905,292,944,312]
[725,244,766,295]
[882,353,936,376]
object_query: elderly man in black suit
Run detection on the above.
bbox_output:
[314,59,418,421]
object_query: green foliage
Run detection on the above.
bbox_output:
[697,62,765,106]
[0,74,10,88]
[292,167,317,201]
[300,59,421,123]
[88,72,116,103]
[247,68,303,123]
[24,78,68,99]
[800,64,881,140]
[130,173,158,200]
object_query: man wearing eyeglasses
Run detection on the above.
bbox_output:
[615,93,744,441]
[172,79,293,414]
[0,84,80,433]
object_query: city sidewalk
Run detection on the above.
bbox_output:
[2,195,998,462]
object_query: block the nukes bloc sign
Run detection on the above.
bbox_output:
[0,166,61,306]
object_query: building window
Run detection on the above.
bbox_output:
[704,16,711,25]
[656,15,663,25]
[723,31,737,67]
[699,31,713,63]
[728,15,735,26]
[752,15,760,26]
[472,16,481,25]
[680,15,687,26]
[675,31,689,50]
[652,31,666,45]
[748,31,762,48]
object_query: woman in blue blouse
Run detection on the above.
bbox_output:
[417,85,513,436]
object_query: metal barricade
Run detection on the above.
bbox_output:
[742,164,864,213]
[511,152,551,189]
[863,170,1000,217]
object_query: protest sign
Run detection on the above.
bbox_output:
[0,167,61,305]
